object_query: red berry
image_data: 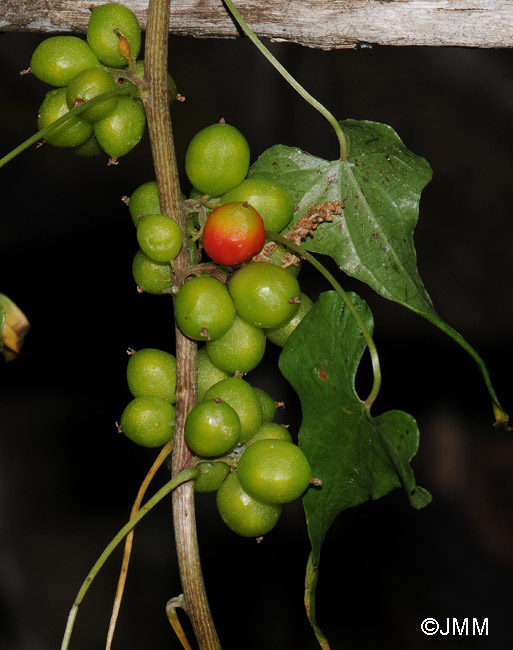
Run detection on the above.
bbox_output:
[202,201,266,267]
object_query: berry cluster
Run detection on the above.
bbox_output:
[121,120,318,537]
[29,2,175,161]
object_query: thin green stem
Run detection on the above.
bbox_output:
[267,231,381,408]
[59,467,200,650]
[222,0,347,161]
[422,313,509,425]
[0,85,137,169]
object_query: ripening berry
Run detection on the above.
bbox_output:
[202,202,266,267]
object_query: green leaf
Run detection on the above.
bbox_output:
[250,119,434,316]
[279,291,431,647]
[253,120,508,424]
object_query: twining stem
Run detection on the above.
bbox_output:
[59,467,200,650]
[105,439,174,650]
[0,85,136,168]
[222,0,348,161]
[266,230,381,408]
[144,1,222,649]
[422,313,509,425]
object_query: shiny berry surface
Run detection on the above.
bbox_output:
[206,315,266,374]
[66,67,118,122]
[185,122,250,197]
[216,471,281,538]
[185,399,241,457]
[37,87,93,148]
[202,202,265,267]
[30,36,100,86]
[87,2,141,68]
[136,214,183,262]
[94,96,146,159]
[228,261,301,329]
[120,395,175,448]
[222,177,294,232]
[204,377,262,444]
[126,348,177,402]
[132,249,172,295]
[175,276,236,341]
[237,439,312,504]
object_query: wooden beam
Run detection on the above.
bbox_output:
[2,0,513,49]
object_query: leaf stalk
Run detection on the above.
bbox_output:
[266,230,381,408]
[222,0,348,161]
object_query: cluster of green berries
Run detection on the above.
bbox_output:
[128,180,184,293]
[120,121,319,537]
[29,3,176,160]
[120,346,311,538]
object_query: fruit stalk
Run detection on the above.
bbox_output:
[144,0,221,648]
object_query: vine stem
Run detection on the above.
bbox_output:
[222,0,348,161]
[266,231,381,408]
[0,85,136,168]
[105,439,174,650]
[59,467,200,650]
[144,1,222,649]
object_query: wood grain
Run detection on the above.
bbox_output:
[2,1,513,48]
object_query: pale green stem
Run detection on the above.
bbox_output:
[59,467,200,650]
[223,0,348,161]
[267,231,381,408]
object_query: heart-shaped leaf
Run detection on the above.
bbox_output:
[252,120,507,424]
[249,119,435,318]
[279,290,431,647]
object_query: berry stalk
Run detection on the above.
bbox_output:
[143,1,222,648]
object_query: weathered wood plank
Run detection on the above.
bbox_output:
[1,0,513,49]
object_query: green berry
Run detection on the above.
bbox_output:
[185,399,241,457]
[37,87,93,148]
[237,439,312,504]
[136,214,183,262]
[197,347,230,402]
[185,122,250,197]
[66,67,119,122]
[120,395,175,448]
[222,177,294,232]
[132,249,172,295]
[87,2,141,67]
[94,96,146,159]
[73,133,102,157]
[245,422,292,446]
[216,471,281,537]
[266,292,314,346]
[126,348,177,402]
[129,181,161,227]
[204,377,262,444]
[205,316,266,374]
[194,461,230,493]
[30,36,100,86]
[229,262,301,329]
[254,387,277,423]
[175,276,236,341]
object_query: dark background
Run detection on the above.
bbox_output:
[1,27,513,650]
